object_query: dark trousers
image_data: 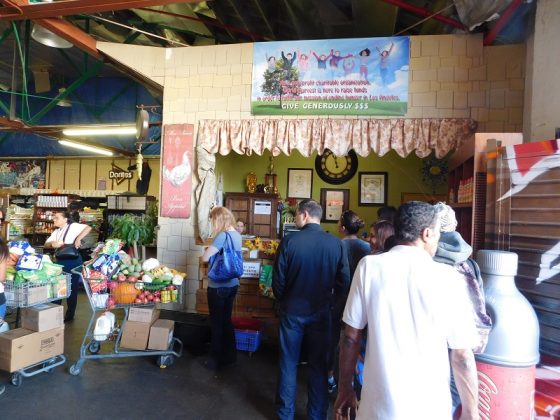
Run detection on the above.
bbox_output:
[207,286,238,367]
[54,255,82,320]
[276,309,331,420]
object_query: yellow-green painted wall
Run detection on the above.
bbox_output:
[216,152,446,235]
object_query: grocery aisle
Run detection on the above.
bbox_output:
[0,291,321,420]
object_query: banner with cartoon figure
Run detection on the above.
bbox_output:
[251,36,409,116]
[161,124,193,218]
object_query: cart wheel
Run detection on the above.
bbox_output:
[158,355,174,368]
[11,372,22,387]
[88,341,101,354]
[69,364,81,376]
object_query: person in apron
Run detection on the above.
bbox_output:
[44,210,91,322]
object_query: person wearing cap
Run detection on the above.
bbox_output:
[434,202,492,415]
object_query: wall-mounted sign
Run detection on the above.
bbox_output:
[109,164,133,185]
[161,124,194,218]
[252,36,409,116]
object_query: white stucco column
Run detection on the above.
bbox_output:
[523,0,560,142]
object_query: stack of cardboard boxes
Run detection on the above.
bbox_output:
[120,307,175,351]
[0,303,64,372]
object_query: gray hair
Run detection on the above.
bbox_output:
[434,202,457,232]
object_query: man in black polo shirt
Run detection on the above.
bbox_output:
[273,199,350,420]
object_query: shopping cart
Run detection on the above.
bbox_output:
[68,267,183,376]
[3,273,71,386]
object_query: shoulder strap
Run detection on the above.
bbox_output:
[62,222,73,242]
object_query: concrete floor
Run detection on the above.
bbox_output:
[1,291,332,419]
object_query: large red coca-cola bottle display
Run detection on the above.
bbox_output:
[475,250,540,420]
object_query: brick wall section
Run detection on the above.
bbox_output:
[100,35,526,311]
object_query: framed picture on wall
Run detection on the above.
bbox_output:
[401,192,447,204]
[287,168,313,199]
[320,188,349,223]
[358,172,388,206]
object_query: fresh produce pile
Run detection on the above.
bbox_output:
[4,241,68,300]
[83,240,185,309]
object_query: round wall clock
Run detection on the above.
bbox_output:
[315,149,358,185]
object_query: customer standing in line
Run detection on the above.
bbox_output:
[368,220,395,254]
[273,199,350,420]
[434,202,492,415]
[335,202,479,420]
[44,210,91,322]
[327,210,370,393]
[201,206,242,371]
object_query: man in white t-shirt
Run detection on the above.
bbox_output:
[335,201,479,420]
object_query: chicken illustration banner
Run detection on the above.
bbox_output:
[161,124,193,218]
[251,36,409,116]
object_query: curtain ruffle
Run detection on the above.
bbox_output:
[197,118,477,159]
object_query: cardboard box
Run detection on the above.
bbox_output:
[0,327,65,372]
[147,319,175,350]
[128,307,160,323]
[120,321,152,350]
[21,303,64,332]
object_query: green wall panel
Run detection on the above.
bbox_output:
[216,150,446,236]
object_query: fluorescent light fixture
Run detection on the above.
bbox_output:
[59,140,113,156]
[62,125,137,136]
[31,23,73,49]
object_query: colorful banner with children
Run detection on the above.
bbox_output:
[251,36,409,116]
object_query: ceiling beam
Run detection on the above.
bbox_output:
[0,0,207,21]
[380,0,466,31]
[34,17,101,59]
[483,0,523,46]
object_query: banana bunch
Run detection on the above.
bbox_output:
[170,268,186,278]
[150,265,170,278]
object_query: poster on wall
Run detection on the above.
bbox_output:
[251,36,409,116]
[160,124,194,218]
[0,160,46,188]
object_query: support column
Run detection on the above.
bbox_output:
[523,0,560,141]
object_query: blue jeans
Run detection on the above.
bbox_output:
[276,309,331,420]
[207,286,238,367]
[0,302,6,319]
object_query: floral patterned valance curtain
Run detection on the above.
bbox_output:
[197,118,477,159]
[194,118,476,239]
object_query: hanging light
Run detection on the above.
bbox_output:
[59,140,113,156]
[62,125,137,136]
[31,24,73,49]
[56,88,72,107]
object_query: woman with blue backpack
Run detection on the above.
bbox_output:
[202,206,243,372]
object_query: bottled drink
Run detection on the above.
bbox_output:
[475,250,540,420]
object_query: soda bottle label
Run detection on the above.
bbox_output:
[476,361,535,420]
